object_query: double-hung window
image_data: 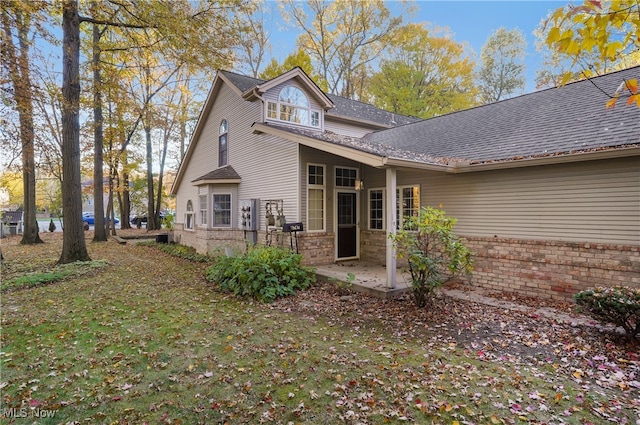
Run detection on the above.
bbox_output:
[367,185,420,230]
[369,189,384,230]
[213,194,231,227]
[185,200,194,230]
[199,194,207,226]
[397,185,420,230]
[307,164,325,231]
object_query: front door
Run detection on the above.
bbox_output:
[337,191,357,259]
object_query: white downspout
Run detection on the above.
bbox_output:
[386,167,397,289]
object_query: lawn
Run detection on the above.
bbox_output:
[1,232,638,424]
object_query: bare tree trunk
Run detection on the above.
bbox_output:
[154,129,169,229]
[2,4,43,245]
[59,0,90,264]
[120,154,132,229]
[92,22,107,241]
[179,103,187,162]
[144,124,157,230]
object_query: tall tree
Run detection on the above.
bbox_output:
[259,49,328,90]
[1,1,45,244]
[477,27,527,103]
[60,0,90,263]
[91,21,108,241]
[279,0,403,99]
[545,0,640,108]
[367,24,478,118]
[92,0,242,230]
[235,0,271,78]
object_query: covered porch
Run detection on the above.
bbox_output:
[314,261,412,299]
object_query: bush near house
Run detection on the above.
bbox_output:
[390,207,473,308]
[205,245,316,303]
[575,286,640,337]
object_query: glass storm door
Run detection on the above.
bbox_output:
[337,192,357,259]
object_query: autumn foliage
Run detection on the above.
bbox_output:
[390,207,473,308]
[545,0,640,108]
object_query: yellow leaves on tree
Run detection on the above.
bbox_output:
[545,0,640,108]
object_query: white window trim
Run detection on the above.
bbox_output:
[212,193,232,228]
[368,188,385,231]
[397,185,421,230]
[265,86,322,130]
[334,166,359,189]
[198,194,208,227]
[219,119,228,167]
[185,200,195,231]
[307,163,326,232]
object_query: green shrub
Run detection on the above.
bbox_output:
[390,207,473,308]
[205,245,316,303]
[575,286,640,337]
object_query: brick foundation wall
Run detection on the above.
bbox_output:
[173,226,246,255]
[174,226,335,265]
[296,232,335,265]
[467,237,640,301]
[361,230,387,264]
[360,231,640,301]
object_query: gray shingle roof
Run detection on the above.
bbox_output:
[364,66,640,164]
[258,122,448,165]
[219,70,417,127]
[325,94,418,126]
[192,165,241,182]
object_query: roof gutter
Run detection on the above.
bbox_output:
[447,145,640,173]
[383,146,640,173]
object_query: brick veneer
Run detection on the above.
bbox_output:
[174,226,335,265]
[467,237,640,301]
[360,231,640,301]
[175,226,639,301]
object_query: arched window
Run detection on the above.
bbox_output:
[185,200,194,230]
[219,119,228,166]
[266,86,320,128]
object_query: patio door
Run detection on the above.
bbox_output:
[336,191,357,259]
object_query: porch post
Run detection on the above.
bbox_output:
[385,167,397,289]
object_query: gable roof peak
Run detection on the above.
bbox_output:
[244,67,334,109]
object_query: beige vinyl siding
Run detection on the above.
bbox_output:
[400,157,639,245]
[324,119,376,138]
[175,80,300,230]
[175,84,243,224]
[238,132,300,229]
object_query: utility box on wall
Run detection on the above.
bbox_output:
[240,199,258,245]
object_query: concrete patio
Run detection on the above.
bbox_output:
[314,261,412,299]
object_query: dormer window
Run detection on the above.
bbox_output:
[267,86,321,128]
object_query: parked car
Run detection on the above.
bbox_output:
[82,212,119,225]
[130,211,170,226]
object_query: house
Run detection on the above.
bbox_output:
[0,210,24,237]
[171,66,640,301]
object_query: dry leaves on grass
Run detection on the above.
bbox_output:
[272,282,640,418]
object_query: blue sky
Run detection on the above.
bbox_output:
[268,0,568,94]
[410,0,566,92]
